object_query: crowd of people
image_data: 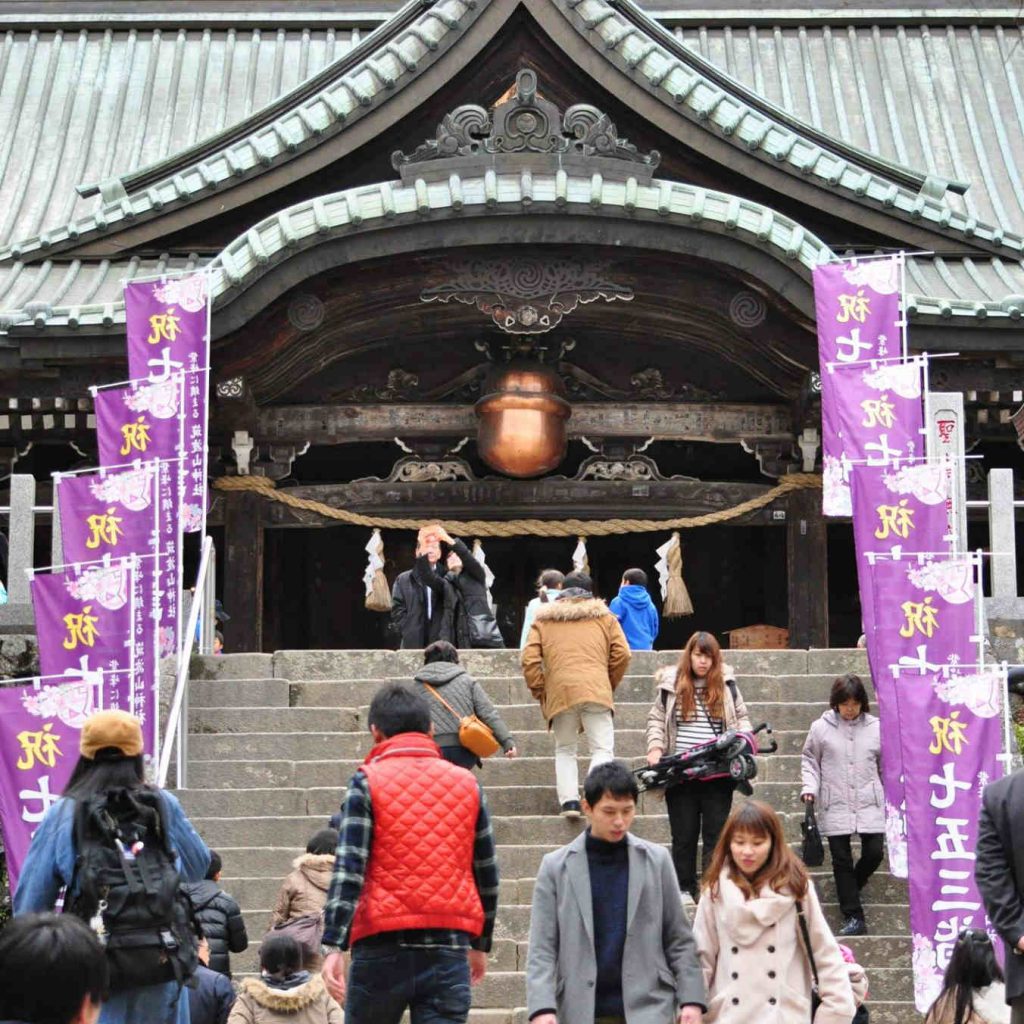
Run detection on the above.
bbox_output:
[3,544,1021,1024]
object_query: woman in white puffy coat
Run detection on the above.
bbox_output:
[800,673,884,938]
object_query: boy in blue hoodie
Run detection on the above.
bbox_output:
[609,568,660,650]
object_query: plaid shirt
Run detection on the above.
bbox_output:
[321,769,499,952]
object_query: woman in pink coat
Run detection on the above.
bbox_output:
[800,673,884,937]
[693,800,856,1024]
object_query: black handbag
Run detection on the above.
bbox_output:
[801,802,825,867]
[796,900,821,1020]
[468,612,504,649]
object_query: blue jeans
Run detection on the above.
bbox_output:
[345,941,471,1024]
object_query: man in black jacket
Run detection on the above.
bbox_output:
[976,768,1024,1020]
[390,526,457,649]
[182,850,248,978]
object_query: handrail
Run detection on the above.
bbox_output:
[157,534,214,789]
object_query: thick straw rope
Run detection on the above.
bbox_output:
[213,473,822,537]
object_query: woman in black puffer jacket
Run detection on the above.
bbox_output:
[435,527,505,649]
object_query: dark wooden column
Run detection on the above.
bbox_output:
[786,486,829,649]
[223,491,265,652]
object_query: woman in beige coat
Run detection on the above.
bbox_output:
[228,934,342,1024]
[693,800,856,1024]
[646,630,751,902]
[269,829,337,969]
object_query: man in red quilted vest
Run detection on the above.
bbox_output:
[320,683,499,1023]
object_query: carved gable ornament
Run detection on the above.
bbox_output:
[392,68,660,184]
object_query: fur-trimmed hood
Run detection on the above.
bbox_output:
[533,596,612,623]
[239,973,328,1011]
[292,852,335,891]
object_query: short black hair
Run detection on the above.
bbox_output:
[583,760,639,806]
[538,569,564,590]
[424,640,459,665]
[260,934,303,977]
[829,673,870,715]
[622,568,647,586]
[368,682,432,738]
[561,570,593,593]
[0,913,109,1024]
[306,828,339,855]
[205,849,222,880]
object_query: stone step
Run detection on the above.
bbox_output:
[191,678,290,708]
[289,672,873,707]
[188,706,360,733]
[339,699,824,733]
[186,752,813,791]
[214,929,913,978]
[189,810,884,857]
[187,727,814,761]
[210,865,908,924]
[191,649,870,682]
[235,899,908,953]
[178,777,858,820]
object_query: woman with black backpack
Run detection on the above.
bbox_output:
[14,709,211,1024]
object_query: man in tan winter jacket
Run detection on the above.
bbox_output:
[522,571,631,818]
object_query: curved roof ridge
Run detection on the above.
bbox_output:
[0,176,1021,336]
[0,0,1019,264]
[611,0,968,198]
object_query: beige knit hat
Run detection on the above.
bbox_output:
[79,709,143,759]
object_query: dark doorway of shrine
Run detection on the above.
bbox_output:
[262,523,797,652]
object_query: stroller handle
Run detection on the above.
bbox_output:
[751,722,778,754]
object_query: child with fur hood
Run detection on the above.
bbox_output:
[228,935,342,1024]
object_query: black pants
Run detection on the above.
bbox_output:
[828,833,884,918]
[664,778,735,896]
[439,745,480,770]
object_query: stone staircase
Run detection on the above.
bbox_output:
[180,647,917,1022]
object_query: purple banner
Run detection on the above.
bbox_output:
[56,463,178,659]
[850,462,952,875]
[30,560,154,752]
[94,376,184,470]
[0,675,106,889]
[870,556,1000,1010]
[829,357,925,468]
[125,273,209,533]
[813,257,902,516]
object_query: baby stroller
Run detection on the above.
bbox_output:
[634,722,777,796]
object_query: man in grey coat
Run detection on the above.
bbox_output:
[976,767,1024,1021]
[526,761,705,1024]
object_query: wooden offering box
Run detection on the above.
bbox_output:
[726,624,790,649]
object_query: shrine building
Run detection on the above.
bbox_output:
[0,0,1021,651]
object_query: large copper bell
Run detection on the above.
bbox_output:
[475,361,571,477]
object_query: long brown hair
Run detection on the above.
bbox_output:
[702,800,809,901]
[675,630,725,721]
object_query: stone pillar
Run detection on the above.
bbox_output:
[223,492,264,653]
[988,468,1018,599]
[51,481,63,569]
[787,486,829,649]
[6,474,35,604]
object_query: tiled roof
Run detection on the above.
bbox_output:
[2,0,1024,263]
[0,174,1021,336]
[0,24,364,248]
[677,23,1024,239]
